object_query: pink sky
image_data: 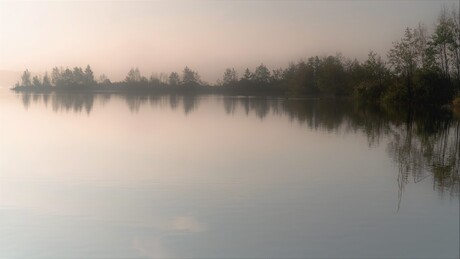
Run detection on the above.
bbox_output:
[0,0,457,83]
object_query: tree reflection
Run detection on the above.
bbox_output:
[17,93,459,200]
[385,109,459,207]
[18,93,98,114]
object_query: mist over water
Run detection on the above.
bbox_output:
[1,0,457,82]
[1,1,460,257]
[0,89,458,258]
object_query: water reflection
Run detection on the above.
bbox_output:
[19,92,110,114]
[16,92,460,199]
[4,91,458,258]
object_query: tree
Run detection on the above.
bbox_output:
[125,68,141,83]
[449,6,460,91]
[32,76,41,88]
[414,23,431,69]
[307,57,321,92]
[42,72,52,88]
[364,51,387,87]
[388,27,421,99]
[222,68,238,85]
[242,68,254,81]
[317,55,346,95]
[271,68,284,83]
[284,61,312,95]
[431,8,455,78]
[21,69,32,87]
[84,65,95,86]
[254,64,271,84]
[169,72,181,86]
[62,68,74,87]
[182,66,200,86]
[51,67,62,86]
[73,67,85,86]
[345,58,365,91]
[355,51,388,99]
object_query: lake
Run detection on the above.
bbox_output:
[0,88,458,258]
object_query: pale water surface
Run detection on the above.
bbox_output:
[0,89,458,258]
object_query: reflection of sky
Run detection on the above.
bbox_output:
[0,90,458,258]
[0,1,457,82]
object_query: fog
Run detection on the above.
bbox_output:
[0,0,457,83]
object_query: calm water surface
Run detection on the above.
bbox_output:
[0,88,458,258]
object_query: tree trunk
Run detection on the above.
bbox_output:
[407,72,413,99]
[443,44,450,78]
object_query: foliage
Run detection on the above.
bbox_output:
[253,64,271,84]
[21,69,31,87]
[182,66,200,86]
[125,68,141,83]
[169,72,180,86]
[222,68,238,86]
[354,51,389,100]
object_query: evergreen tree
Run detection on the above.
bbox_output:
[21,69,32,87]
[84,65,95,86]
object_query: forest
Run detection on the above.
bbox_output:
[12,7,460,109]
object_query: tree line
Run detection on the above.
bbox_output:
[13,6,460,107]
[15,65,97,89]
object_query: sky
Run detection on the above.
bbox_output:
[0,0,458,83]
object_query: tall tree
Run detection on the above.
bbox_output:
[271,68,284,83]
[317,55,346,95]
[182,66,200,86]
[32,75,42,88]
[388,27,421,98]
[432,7,455,77]
[450,7,460,90]
[414,23,430,69]
[355,51,388,99]
[222,68,238,85]
[254,64,271,84]
[242,68,254,81]
[125,68,141,83]
[51,67,62,86]
[84,65,95,86]
[42,72,52,88]
[73,67,85,86]
[364,51,387,87]
[62,68,74,87]
[21,69,32,87]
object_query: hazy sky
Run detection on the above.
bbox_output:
[0,0,458,82]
